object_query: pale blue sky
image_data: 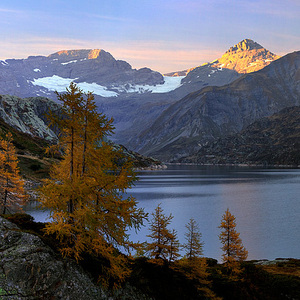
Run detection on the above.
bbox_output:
[0,0,299,73]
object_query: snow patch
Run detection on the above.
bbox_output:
[217,64,224,71]
[77,82,118,97]
[31,75,118,97]
[61,60,78,65]
[34,68,41,72]
[1,60,9,66]
[115,76,184,94]
[31,75,183,97]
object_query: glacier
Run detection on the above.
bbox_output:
[31,75,184,97]
[31,75,118,97]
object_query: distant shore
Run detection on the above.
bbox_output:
[167,162,300,169]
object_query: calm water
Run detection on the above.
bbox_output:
[26,165,300,261]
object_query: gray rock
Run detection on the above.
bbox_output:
[0,94,59,142]
[0,216,106,299]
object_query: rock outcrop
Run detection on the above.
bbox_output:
[0,216,106,299]
[0,95,59,142]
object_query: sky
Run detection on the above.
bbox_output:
[0,0,299,73]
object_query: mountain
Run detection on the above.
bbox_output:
[0,49,164,99]
[209,38,280,73]
[0,40,280,148]
[132,51,300,161]
[111,39,280,145]
[164,38,279,76]
[177,106,300,166]
[163,39,279,97]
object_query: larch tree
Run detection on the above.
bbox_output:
[179,218,210,293]
[168,229,181,263]
[183,218,204,260]
[147,204,179,262]
[38,82,146,287]
[0,132,26,214]
[219,208,248,274]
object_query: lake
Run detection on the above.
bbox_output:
[26,165,300,262]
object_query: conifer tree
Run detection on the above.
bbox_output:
[179,218,210,294]
[147,204,178,262]
[219,208,248,274]
[0,132,26,214]
[38,83,146,287]
[183,218,204,260]
[168,229,181,263]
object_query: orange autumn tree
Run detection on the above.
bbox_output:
[38,82,146,286]
[0,132,26,214]
[219,208,248,275]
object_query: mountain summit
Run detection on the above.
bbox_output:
[48,49,114,61]
[168,38,279,77]
[227,38,264,52]
[212,38,280,73]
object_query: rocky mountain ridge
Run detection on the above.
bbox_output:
[111,39,281,145]
[0,48,164,99]
[0,39,281,149]
[213,38,280,73]
[165,39,279,78]
[177,106,300,166]
[132,51,300,161]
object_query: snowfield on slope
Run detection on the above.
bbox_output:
[31,75,118,97]
[31,75,184,97]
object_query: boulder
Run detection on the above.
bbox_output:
[0,216,106,299]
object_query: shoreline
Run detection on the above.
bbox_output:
[167,162,300,169]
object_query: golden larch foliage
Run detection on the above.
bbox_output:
[147,204,179,262]
[0,132,27,214]
[219,208,248,275]
[38,82,146,287]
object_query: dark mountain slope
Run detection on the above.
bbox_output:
[177,106,300,166]
[134,51,300,161]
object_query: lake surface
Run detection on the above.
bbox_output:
[26,165,300,262]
